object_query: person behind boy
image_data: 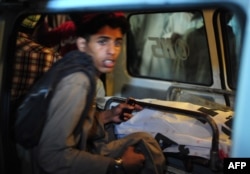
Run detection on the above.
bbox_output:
[11,15,61,109]
[29,12,165,174]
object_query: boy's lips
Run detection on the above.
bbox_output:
[103,59,115,68]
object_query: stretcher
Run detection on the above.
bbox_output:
[102,96,233,173]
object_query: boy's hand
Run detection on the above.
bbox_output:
[111,101,142,123]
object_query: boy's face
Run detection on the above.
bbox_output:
[77,25,123,75]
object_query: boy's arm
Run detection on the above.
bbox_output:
[36,72,112,174]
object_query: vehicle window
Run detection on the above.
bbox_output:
[220,10,241,89]
[127,11,212,85]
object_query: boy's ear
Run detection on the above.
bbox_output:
[76,37,86,52]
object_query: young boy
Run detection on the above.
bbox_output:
[31,12,165,174]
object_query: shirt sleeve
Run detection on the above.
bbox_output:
[36,72,112,174]
[96,78,105,97]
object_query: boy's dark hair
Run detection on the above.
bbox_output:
[70,12,130,40]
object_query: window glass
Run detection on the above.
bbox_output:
[127,11,212,85]
[220,10,241,89]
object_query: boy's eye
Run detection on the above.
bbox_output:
[98,39,107,45]
[115,40,123,47]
